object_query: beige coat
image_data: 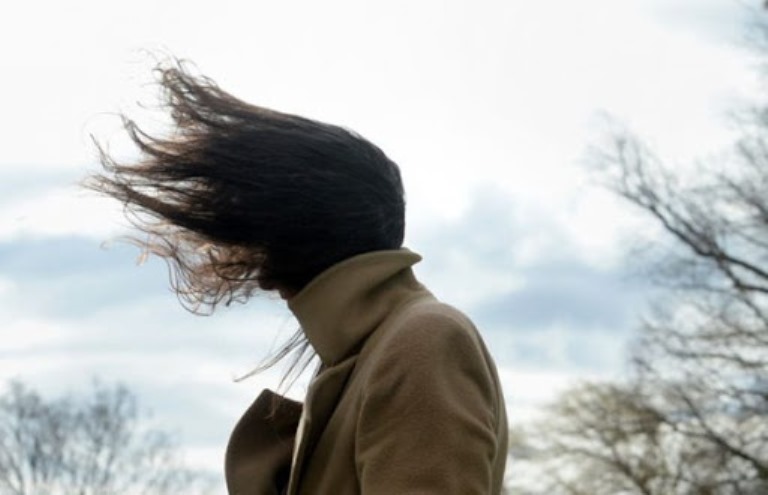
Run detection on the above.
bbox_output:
[225,249,508,494]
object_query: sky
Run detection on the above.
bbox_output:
[1,0,764,485]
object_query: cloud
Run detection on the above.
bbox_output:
[0,236,300,381]
[497,366,606,423]
[0,236,165,318]
[474,259,643,333]
[408,188,651,375]
[646,0,759,46]
[0,182,126,242]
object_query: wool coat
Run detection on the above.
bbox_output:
[225,249,508,494]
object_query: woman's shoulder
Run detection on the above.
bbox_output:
[389,296,483,345]
[361,295,494,374]
[354,294,505,423]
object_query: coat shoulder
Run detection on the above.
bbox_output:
[373,297,487,359]
[350,296,509,494]
[357,296,499,396]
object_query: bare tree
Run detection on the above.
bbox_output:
[0,380,214,495]
[509,103,768,495]
[598,120,768,485]
[511,379,766,494]
[509,12,768,491]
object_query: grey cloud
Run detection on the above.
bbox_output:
[0,167,84,206]
[412,189,649,331]
[474,260,646,333]
[410,188,652,371]
[468,259,648,372]
[649,0,756,45]
[0,236,168,318]
[0,236,292,362]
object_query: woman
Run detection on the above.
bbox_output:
[89,62,508,494]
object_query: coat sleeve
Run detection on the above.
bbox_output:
[354,310,502,494]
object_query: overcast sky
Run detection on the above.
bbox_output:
[1,0,763,483]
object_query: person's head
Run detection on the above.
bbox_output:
[88,61,406,313]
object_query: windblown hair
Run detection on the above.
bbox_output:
[88,61,406,316]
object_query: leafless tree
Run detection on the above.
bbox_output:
[598,114,768,485]
[508,12,768,491]
[0,380,214,495]
[509,98,768,495]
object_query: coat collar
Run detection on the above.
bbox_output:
[287,248,425,366]
[285,248,428,494]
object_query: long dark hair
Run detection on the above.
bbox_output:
[87,60,406,375]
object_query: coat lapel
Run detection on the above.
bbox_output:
[225,389,303,495]
[286,356,357,495]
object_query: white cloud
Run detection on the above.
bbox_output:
[497,366,609,424]
[0,277,15,299]
[0,185,126,242]
[184,445,225,475]
[1,318,71,352]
